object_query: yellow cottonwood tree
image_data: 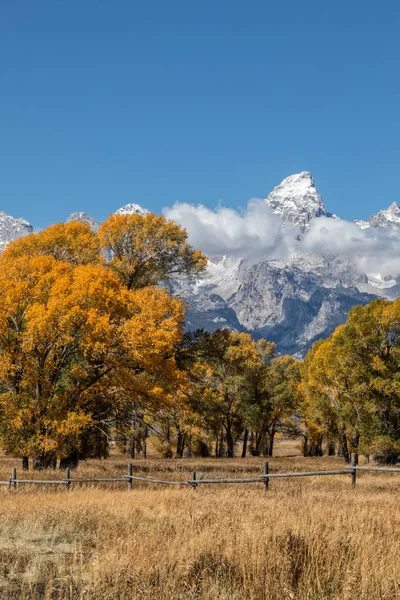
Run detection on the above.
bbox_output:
[0,213,207,467]
[299,298,400,463]
[0,251,185,468]
[98,212,207,289]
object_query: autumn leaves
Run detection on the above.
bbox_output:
[0,213,204,469]
[0,210,398,468]
[299,299,400,464]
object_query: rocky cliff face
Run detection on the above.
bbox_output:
[173,255,375,357]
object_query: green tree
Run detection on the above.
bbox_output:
[299,299,400,464]
[180,330,278,458]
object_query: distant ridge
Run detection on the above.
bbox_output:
[2,177,400,356]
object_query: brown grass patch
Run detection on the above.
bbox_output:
[0,449,397,598]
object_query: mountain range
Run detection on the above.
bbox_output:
[2,172,400,357]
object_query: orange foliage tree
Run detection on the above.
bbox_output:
[0,219,187,468]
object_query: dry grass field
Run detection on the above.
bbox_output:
[0,441,398,599]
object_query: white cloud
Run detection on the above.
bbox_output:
[301,217,400,278]
[163,199,299,262]
[164,200,400,279]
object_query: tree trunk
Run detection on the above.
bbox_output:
[176,429,186,458]
[249,431,256,456]
[216,431,225,457]
[143,426,148,458]
[375,451,398,465]
[241,429,249,458]
[267,427,276,457]
[129,433,135,459]
[339,433,350,464]
[302,435,308,457]
[253,431,263,456]
[226,423,234,458]
[351,432,360,452]
[385,453,398,465]
[327,441,336,456]
[22,456,29,471]
[59,450,79,470]
[33,452,57,470]
[196,440,210,457]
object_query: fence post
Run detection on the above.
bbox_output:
[263,461,269,491]
[128,463,133,491]
[65,467,71,491]
[351,453,357,487]
[191,470,197,489]
[11,467,16,491]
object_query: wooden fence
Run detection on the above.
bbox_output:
[1,454,399,492]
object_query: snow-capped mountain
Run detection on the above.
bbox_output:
[173,174,400,355]
[0,205,148,251]
[172,254,375,356]
[1,183,400,357]
[65,205,148,232]
[265,171,331,230]
[67,212,100,232]
[355,202,400,232]
[116,204,149,216]
[0,212,33,251]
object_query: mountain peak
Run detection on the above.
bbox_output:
[0,211,33,250]
[386,201,400,214]
[279,170,315,186]
[265,172,327,230]
[116,203,149,216]
[66,212,100,232]
[368,201,400,230]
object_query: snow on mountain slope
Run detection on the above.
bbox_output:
[365,202,400,231]
[67,203,149,230]
[177,254,375,356]
[179,172,394,355]
[67,212,100,232]
[116,204,149,216]
[265,171,330,230]
[0,212,33,250]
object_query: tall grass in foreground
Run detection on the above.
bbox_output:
[0,456,398,599]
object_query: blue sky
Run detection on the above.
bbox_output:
[1,0,400,228]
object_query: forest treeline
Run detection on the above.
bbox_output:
[0,213,398,469]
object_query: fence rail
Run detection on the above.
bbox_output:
[1,454,399,492]
[346,466,400,473]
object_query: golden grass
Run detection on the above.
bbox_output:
[0,447,398,599]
